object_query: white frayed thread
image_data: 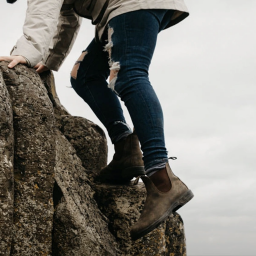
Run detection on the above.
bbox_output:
[104,41,113,52]
[104,26,114,53]
[108,77,118,91]
[103,26,120,93]
[108,61,120,92]
[110,61,120,70]
[104,26,115,67]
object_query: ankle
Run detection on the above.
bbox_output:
[149,167,172,192]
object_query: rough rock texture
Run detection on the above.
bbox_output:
[0,70,14,256]
[0,63,187,256]
[52,129,116,256]
[40,71,69,129]
[165,212,186,255]
[0,63,56,255]
[60,116,107,172]
[94,183,187,255]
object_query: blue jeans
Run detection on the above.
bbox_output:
[71,9,174,173]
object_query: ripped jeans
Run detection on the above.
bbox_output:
[71,9,174,173]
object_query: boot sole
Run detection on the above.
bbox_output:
[99,166,145,183]
[131,189,194,240]
[122,166,145,180]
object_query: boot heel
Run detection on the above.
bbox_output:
[173,190,194,212]
[122,166,145,179]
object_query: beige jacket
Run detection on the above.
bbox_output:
[11,0,189,71]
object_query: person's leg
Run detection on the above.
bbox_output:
[107,10,169,174]
[71,38,132,143]
[70,38,144,180]
[106,9,193,239]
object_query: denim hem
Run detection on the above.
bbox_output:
[145,158,168,176]
[111,130,132,144]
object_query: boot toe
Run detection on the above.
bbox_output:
[130,172,194,240]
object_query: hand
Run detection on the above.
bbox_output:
[34,63,49,73]
[0,55,27,68]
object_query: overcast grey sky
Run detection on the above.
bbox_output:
[1,1,256,255]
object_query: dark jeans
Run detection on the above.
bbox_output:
[71,9,174,173]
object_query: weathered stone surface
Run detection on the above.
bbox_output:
[40,70,107,174]
[94,182,187,256]
[0,63,55,255]
[0,63,187,256]
[165,212,187,255]
[39,71,69,129]
[0,70,14,256]
[53,130,116,256]
[60,116,107,174]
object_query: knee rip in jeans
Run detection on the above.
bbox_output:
[104,26,120,92]
[71,51,88,80]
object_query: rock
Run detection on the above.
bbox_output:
[0,63,55,256]
[93,182,187,255]
[52,130,116,256]
[40,70,108,176]
[39,71,69,129]
[0,62,187,256]
[0,70,14,256]
[60,115,107,175]
[165,212,187,255]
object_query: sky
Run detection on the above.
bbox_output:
[1,1,256,255]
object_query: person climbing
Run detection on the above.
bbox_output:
[0,0,193,240]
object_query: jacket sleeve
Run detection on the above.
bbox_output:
[10,0,65,68]
[42,5,82,71]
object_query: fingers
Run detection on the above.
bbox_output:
[34,63,40,69]
[0,55,27,69]
[35,65,49,74]
[36,67,43,73]
[8,59,19,68]
[34,63,43,73]
[0,56,12,62]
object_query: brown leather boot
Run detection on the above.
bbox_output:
[98,132,145,183]
[130,162,193,240]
